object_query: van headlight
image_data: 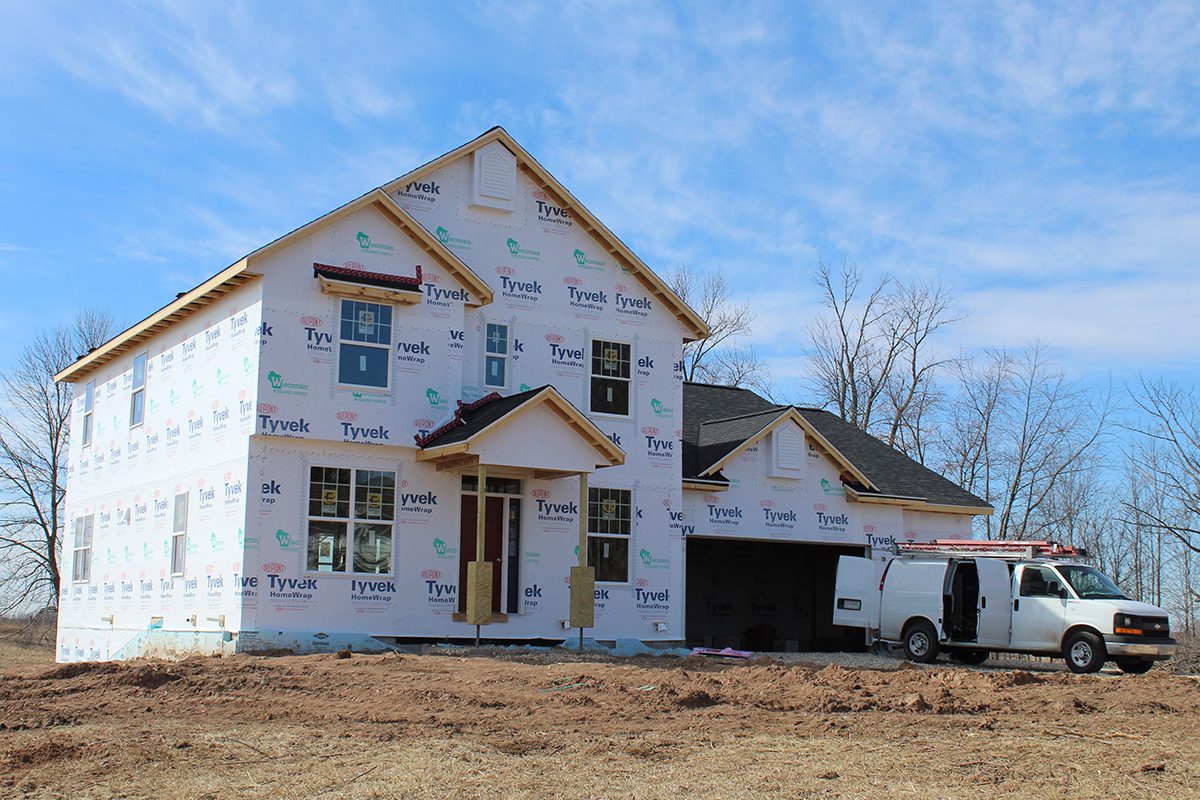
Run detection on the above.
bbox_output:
[1113,613,1142,636]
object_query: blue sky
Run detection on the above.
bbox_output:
[1,1,1197,397]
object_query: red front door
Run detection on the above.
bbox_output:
[458,495,504,613]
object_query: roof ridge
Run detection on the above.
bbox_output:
[698,406,790,426]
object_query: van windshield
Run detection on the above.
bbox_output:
[1057,565,1127,600]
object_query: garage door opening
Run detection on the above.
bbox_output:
[685,537,867,652]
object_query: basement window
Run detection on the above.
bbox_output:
[307,467,395,574]
[171,493,188,576]
[589,340,630,416]
[338,300,392,390]
[587,487,631,583]
[72,514,94,583]
[130,352,147,428]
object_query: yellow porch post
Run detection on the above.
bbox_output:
[569,472,595,647]
[466,463,492,642]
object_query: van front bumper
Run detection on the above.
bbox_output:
[1103,634,1177,660]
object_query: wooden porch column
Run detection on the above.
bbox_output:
[465,463,492,638]
[569,472,595,642]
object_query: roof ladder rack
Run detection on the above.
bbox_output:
[893,539,1088,561]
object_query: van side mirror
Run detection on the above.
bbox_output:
[1047,580,1064,597]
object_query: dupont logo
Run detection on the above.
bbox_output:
[531,488,551,500]
[258,402,278,415]
[356,231,395,255]
[544,333,564,344]
[261,562,286,573]
[496,265,515,276]
[562,275,582,287]
[336,410,359,422]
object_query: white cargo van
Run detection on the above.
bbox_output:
[833,540,1176,674]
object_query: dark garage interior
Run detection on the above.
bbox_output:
[685,537,868,652]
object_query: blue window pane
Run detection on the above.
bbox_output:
[485,355,506,387]
[339,344,390,388]
[340,300,392,345]
[485,324,508,355]
[132,354,147,388]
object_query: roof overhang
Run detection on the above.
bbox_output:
[844,486,994,516]
[55,261,262,383]
[416,386,625,476]
[383,127,710,342]
[699,407,877,491]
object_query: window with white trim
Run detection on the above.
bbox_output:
[587,487,631,583]
[484,323,508,388]
[72,514,94,583]
[130,352,147,428]
[338,300,392,389]
[307,466,395,574]
[171,493,188,576]
[82,380,95,447]
[590,340,630,416]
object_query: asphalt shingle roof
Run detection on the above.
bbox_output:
[682,382,990,509]
[415,386,550,448]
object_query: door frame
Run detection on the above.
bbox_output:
[460,472,524,615]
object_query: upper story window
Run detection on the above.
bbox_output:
[306,466,395,575]
[590,340,630,416]
[72,514,94,583]
[81,380,95,447]
[484,323,509,388]
[338,300,392,389]
[130,352,147,428]
[587,486,631,583]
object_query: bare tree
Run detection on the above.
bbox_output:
[0,310,114,615]
[805,260,961,460]
[1123,377,1200,556]
[668,265,771,394]
[935,343,1112,540]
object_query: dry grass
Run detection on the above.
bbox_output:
[0,646,1197,799]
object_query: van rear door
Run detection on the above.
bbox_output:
[833,556,884,629]
[976,557,1012,647]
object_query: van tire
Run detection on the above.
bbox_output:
[1063,630,1106,674]
[1116,658,1154,675]
[902,620,940,663]
[951,649,988,665]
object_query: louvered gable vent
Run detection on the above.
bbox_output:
[471,141,516,211]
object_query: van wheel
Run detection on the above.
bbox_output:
[902,620,940,663]
[1063,631,1106,674]
[952,649,988,665]
[1116,658,1154,675]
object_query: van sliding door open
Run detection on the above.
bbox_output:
[833,556,883,629]
[975,557,1012,647]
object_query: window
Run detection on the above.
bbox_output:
[307,466,395,574]
[338,300,392,389]
[130,352,147,428]
[484,323,508,388]
[590,340,630,415]
[587,487,631,583]
[72,515,94,583]
[171,493,188,576]
[82,380,95,447]
[1019,565,1061,598]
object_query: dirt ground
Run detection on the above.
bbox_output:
[1,644,1198,800]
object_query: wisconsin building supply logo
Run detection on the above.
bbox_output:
[532,190,572,230]
[819,477,845,496]
[813,503,848,533]
[505,237,540,261]
[434,225,471,250]
[649,397,676,418]
[274,528,297,550]
[431,539,457,561]
[572,248,606,270]
[356,231,395,256]
[638,548,670,569]
[423,387,448,410]
[267,370,309,396]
